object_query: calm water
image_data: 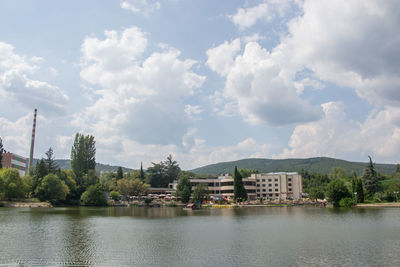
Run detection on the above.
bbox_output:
[0,206,400,266]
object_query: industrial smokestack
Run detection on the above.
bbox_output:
[29,108,37,168]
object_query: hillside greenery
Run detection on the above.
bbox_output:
[190,157,396,176]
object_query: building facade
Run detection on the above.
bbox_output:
[252,172,302,200]
[169,172,302,201]
[1,152,27,176]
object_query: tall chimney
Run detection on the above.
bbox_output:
[29,108,37,168]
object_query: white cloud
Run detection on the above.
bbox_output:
[76,26,205,156]
[282,0,400,107]
[120,0,160,15]
[278,102,400,163]
[0,42,69,115]
[207,39,322,126]
[184,105,203,120]
[229,1,292,30]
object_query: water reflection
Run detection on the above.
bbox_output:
[1,206,400,266]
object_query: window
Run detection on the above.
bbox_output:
[275,184,278,187]
[288,183,292,187]
[268,184,272,187]
[289,188,292,192]
[257,184,260,187]
[257,189,260,192]
[269,189,272,192]
[269,194,273,197]
[274,178,278,182]
[263,194,267,197]
[262,189,266,192]
[262,184,266,187]
[257,179,260,182]
[288,178,292,182]
[262,179,266,182]
[268,179,272,182]
[275,189,279,192]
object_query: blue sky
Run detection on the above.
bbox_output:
[1,0,400,170]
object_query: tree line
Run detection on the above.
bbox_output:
[302,156,400,207]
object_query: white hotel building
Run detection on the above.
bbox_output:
[169,172,302,201]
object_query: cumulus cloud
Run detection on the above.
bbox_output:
[120,0,160,15]
[278,102,400,163]
[207,39,322,126]
[229,0,293,30]
[0,42,69,115]
[76,26,205,153]
[282,0,400,107]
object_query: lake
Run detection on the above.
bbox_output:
[1,206,399,266]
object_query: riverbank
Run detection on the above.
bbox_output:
[0,201,52,208]
[356,202,400,208]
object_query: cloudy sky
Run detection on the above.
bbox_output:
[1,0,399,170]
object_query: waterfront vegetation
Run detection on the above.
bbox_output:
[1,134,400,208]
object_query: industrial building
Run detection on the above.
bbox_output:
[1,152,27,176]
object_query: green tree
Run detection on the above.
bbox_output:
[308,187,325,201]
[116,167,123,180]
[362,156,381,198]
[165,154,180,184]
[177,175,191,203]
[233,166,247,202]
[45,147,58,174]
[35,174,69,204]
[146,162,167,187]
[33,159,48,192]
[80,184,107,206]
[330,167,347,180]
[71,133,96,181]
[355,178,364,203]
[192,183,208,204]
[110,190,120,201]
[239,169,259,178]
[0,168,28,200]
[146,155,181,188]
[140,162,145,181]
[326,179,351,207]
[0,137,4,169]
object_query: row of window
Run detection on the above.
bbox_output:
[256,178,293,182]
[257,188,292,192]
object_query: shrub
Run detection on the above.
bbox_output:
[144,198,152,204]
[110,190,121,201]
[339,197,355,207]
[80,184,107,206]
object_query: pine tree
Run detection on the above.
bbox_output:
[117,167,123,180]
[45,147,58,173]
[356,178,364,203]
[233,166,247,202]
[0,137,4,169]
[140,162,145,181]
[362,156,381,198]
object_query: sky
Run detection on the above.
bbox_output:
[1,0,400,170]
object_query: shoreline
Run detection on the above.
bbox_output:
[0,201,52,208]
[356,203,400,208]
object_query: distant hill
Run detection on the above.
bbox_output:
[28,159,133,173]
[190,157,397,176]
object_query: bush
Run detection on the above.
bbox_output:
[35,174,69,204]
[110,191,120,201]
[144,198,152,204]
[339,197,356,207]
[326,179,351,207]
[0,168,28,200]
[80,184,107,206]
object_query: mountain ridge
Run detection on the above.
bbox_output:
[189,157,397,176]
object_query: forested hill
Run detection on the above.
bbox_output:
[28,159,133,173]
[190,157,397,176]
